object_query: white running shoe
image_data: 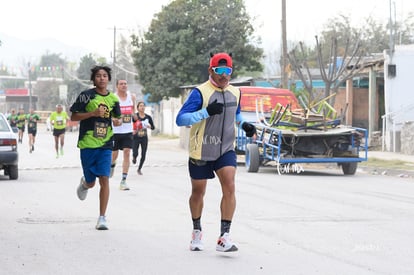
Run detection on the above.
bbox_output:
[119,179,130,190]
[216,232,238,252]
[96,216,108,230]
[77,177,88,201]
[190,230,204,251]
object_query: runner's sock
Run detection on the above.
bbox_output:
[192,217,202,231]
[122,173,127,180]
[220,220,232,236]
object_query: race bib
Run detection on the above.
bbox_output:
[93,122,109,138]
[57,120,63,126]
[29,122,35,128]
[138,129,146,137]
[122,114,131,123]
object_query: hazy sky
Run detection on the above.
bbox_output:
[1,0,413,62]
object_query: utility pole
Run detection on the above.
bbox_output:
[111,25,128,92]
[112,26,117,93]
[281,0,288,89]
[389,0,394,54]
[28,62,32,110]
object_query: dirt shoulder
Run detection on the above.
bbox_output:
[359,157,414,178]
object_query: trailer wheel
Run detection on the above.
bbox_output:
[246,144,260,173]
[341,162,357,175]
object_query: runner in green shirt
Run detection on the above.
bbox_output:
[27,108,41,153]
[70,65,121,230]
[16,108,26,143]
[50,104,70,158]
[7,109,18,128]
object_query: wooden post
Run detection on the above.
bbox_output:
[345,78,353,126]
[368,67,377,144]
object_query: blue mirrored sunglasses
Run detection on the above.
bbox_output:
[212,66,233,75]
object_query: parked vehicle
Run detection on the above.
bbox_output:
[0,113,19,179]
[236,86,368,175]
[239,86,300,123]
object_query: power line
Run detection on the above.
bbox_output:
[114,63,139,76]
[62,69,91,88]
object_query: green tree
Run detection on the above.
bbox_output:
[0,78,25,89]
[63,54,97,107]
[131,0,263,102]
[0,67,25,89]
[77,54,98,80]
[38,51,66,78]
[31,52,66,110]
[35,79,61,110]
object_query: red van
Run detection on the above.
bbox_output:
[238,86,300,122]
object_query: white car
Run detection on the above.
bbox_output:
[0,113,19,179]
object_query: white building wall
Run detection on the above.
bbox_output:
[383,45,414,151]
[159,97,181,136]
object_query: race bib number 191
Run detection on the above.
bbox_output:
[94,122,108,138]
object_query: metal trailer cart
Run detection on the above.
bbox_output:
[236,124,368,175]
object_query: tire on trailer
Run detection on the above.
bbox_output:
[246,144,260,173]
[341,162,357,175]
[8,165,18,180]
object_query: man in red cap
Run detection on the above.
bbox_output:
[176,52,256,252]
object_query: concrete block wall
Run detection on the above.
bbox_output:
[401,121,414,155]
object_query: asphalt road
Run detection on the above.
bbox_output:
[1,126,414,275]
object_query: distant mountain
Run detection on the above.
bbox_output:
[0,33,90,71]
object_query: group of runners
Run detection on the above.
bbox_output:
[9,53,253,253]
[6,84,154,170]
[71,53,255,253]
[7,105,70,156]
[7,108,41,153]
[108,79,155,190]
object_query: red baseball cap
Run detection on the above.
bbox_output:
[210,52,233,68]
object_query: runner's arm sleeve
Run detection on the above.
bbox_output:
[148,115,155,130]
[176,89,208,126]
[235,100,245,125]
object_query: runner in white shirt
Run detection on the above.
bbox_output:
[110,79,137,190]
